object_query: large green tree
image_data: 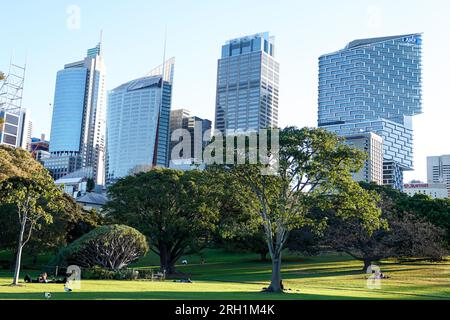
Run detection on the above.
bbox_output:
[105,168,220,275]
[0,146,50,254]
[287,184,449,270]
[325,209,447,271]
[25,194,102,261]
[211,171,269,259]
[0,177,62,285]
[55,225,149,271]
[0,145,99,271]
[0,145,47,181]
[360,182,450,245]
[219,127,383,292]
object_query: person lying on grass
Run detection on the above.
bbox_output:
[24,273,67,284]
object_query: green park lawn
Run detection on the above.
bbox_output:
[0,250,449,300]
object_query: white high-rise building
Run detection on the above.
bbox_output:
[427,155,450,198]
[343,132,384,185]
[105,59,175,185]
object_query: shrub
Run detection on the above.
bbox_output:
[82,266,116,280]
[55,225,149,271]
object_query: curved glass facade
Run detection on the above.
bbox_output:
[106,76,172,184]
[49,68,87,153]
[318,34,423,190]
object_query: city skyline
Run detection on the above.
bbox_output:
[1,0,450,182]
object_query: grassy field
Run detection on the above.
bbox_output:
[0,250,449,300]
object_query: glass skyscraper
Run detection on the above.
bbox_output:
[105,59,174,185]
[45,43,106,184]
[215,32,279,134]
[318,34,422,189]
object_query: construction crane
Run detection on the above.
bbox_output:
[0,61,26,115]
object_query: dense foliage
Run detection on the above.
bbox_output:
[0,145,101,283]
[214,127,383,292]
[286,184,449,270]
[105,168,220,274]
[55,225,149,271]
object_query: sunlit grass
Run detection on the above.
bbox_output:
[0,250,448,300]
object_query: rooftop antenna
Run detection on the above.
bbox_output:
[153,25,169,167]
[161,25,167,82]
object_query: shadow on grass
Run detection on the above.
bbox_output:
[0,290,372,301]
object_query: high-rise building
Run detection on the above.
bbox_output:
[427,155,450,198]
[169,109,191,154]
[105,59,175,185]
[169,108,212,164]
[44,42,106,185]
[215,32,279,134]
[343,133,383,185]
[318,34,422,190]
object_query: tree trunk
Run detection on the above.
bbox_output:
[159,245,169,273]
[12,215,27,285]
[363,259,372,272]
[267,252,283,293]
[159,245,177,275]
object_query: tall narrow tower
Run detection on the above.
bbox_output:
[45,43,106,185]
[215,32,279,134]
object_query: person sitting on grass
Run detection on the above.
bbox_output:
[38,272,48,283]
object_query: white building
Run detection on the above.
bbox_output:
[105,59,175,185]
[344,132,384,185]
[404,181,448,199]
[427,155,450,198]
[55,176,87,198]
[0,108,32,150]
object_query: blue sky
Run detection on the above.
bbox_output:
[1,0,449,182]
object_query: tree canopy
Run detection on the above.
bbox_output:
[215,127,383,292]
[105,168,220,274]
[0,176,63,284]
[55,225,149,271]
[0,145,48,182]
[287,183,449,270]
